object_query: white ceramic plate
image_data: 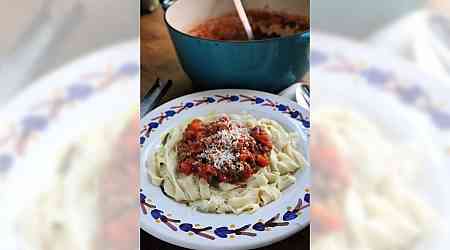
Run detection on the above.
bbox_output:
[0,40,139,249]
[312,32,450,249]
[140,89,310,250]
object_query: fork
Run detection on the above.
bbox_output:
[140,78,173,119]
[299,84,310,108]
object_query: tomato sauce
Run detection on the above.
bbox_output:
[176,116,273,186]
[189,9,309,41]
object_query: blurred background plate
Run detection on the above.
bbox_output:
[0,40,139,250]
[311,32,450,249]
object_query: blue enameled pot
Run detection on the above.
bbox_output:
[162,0,309,93]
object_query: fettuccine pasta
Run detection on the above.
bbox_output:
[147,114,306,214]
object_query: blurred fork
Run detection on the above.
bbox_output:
[299,84,310,108]
[140,78,173,119]
[279,82,310,111]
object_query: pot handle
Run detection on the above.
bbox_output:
[159,0,176,11]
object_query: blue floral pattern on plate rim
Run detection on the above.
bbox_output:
[0,61,139,173]
[311,47,450,131]
[140,189,310,240]
[140,93,310,145]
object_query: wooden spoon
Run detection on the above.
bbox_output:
[232,0,254,40]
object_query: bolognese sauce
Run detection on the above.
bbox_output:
[189,9,309,41]
[176,116,273,186]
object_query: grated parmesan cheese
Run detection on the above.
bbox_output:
[197,119,253,171]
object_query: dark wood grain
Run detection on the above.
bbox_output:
[140,7,193,104]
[140,7,309,250]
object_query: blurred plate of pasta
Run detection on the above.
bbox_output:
[0,40,139,250]
[311,32,450,250]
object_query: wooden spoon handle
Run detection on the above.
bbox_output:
[233,0,254,40]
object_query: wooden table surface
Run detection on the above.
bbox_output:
[141,7,193,103]
[140,7,310,250]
